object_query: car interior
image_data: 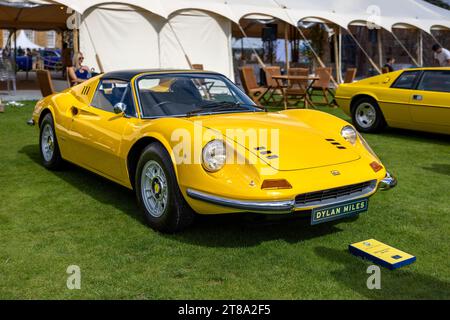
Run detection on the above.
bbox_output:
[139,78,213,117]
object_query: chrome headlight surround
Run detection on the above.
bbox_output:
[202,140,226,173]
[358,133,380,161]
[341,125,357,145]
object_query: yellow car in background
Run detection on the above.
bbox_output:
[29,70,396,233]
[335,68,450,134]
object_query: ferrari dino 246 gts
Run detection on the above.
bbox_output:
[335,67,450,134]
[30,70,396,233]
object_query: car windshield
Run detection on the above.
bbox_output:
[136,73,261,118]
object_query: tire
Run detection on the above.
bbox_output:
[39,113,64,170]
[135,143,195,233]
[351,97,386,133]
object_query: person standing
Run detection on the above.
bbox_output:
[432,44,450,67]
[384,57,396,73]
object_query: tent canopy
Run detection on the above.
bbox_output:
[13,30,44,49]
[1,0,448,79]
[1,0,449,32]
[0,1,70,30]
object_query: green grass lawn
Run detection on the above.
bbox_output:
[0,101,449,300]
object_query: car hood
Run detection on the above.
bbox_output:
[192,112,361,171]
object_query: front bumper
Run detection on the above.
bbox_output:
[27,119,35,126]
[378,172,397,191]
[187,173,397,214]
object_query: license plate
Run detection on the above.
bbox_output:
[311,198,369,225]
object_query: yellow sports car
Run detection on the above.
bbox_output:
[29,70,396,233]
[336,67,450,134]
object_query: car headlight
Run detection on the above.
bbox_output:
[202,140,226,172]
[341,125,357,145]
[358,133,380,161]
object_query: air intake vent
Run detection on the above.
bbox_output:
[81,86,91,95]
[326,139,346,150]
[295,181,377,207]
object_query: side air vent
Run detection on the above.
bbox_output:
[81,86,91,95]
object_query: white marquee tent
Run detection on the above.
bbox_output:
[13,30,43,49]
[1,0,449,79]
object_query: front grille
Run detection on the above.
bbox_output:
[295,181,376,207]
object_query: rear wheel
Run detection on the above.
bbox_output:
[351,97,386,133]
[135,143,194,233]
[39,113,63,169]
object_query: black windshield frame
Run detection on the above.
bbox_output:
[134,72,259,119]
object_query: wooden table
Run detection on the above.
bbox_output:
[271,75,319,109]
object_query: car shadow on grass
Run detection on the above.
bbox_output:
[168,213,346,248]
[422,163,450,176]
[20,144,344,248]
[20,144,144,224]
[314,246,450,300]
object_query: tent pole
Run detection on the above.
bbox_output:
[390,29,420,67]
[285,23,289,72]
[73,28,79,54]
[167,21,193,68]
[347,28,382,74]
[333,26,341,83]
[418,30,423,67]
[271,0,338,86]
[237,24,266,68]
[14,29,17,76]
[338,26,343,81]
[378,29,383,69]
[429,32,443,48]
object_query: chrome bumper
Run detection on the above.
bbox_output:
[378,172,397,191]
[187,189,295,214]
[187,173,396,214]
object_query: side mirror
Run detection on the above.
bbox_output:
[113,102,127,115]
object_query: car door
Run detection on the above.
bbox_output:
[67,79,138,184]
[381,70,422,126]
[409,70,450,130]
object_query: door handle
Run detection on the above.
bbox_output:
[412,95,423,101]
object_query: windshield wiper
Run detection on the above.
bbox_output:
[186,102,254,117]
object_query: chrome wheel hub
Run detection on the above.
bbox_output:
[41,124,55,162]
[355,103,377,129]
[141,161,168,218]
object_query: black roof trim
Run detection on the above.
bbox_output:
[101,69,219,82]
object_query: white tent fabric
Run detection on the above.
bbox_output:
[79,4,164,72]
[159,10,233,77]
[14,30,43,49]
[45,0,450,31]
[7,0,449,77]
[79,4,234,78]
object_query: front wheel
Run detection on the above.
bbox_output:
[39,113,63,169]
[135,143,194,233]
[352,98,386,133]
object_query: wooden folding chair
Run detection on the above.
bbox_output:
[239,66,269,105]
[263,66,284,103]
[344,68,357,83]
[309,67,334,106]
[192,64,204,70]
[288,68,309,76]
[36,70,56,97]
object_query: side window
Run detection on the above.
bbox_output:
[417,71,450,93]
[391,71,421,90]
[91,80,137,117]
